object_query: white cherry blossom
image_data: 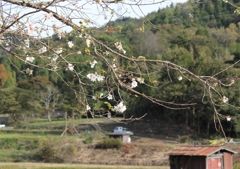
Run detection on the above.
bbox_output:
[25,56,35,63]
[87,73,105,82]
[137,78,144,84]
[86,105,91,111]
[68,64,74,71]
[68,41,74,48]
[222,96,229,103]
[26,68,33,75]
[107,94,113,100]
[178,76,183,81]
[90,60,97,68]
[96,74,105,81]
[226,116,231,121]
[44,13,53,20]
[27,22,34,34]
[39,46,47,54]
[56,48,62,54]
[131,80,138,88]
[52,55,58,62]
[87,73,97,82]
[114,42,126,54]
[114,101,127,113]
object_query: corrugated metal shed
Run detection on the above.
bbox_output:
[167,146,237,156]
[168,146,237,169]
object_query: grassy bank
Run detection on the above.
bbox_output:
[0,163,169,169]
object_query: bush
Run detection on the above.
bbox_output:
[34,138,63,163]
[83,136,93,144]
[95,137,122,149]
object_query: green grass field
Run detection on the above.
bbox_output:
[17,118,107,129]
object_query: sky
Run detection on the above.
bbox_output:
[91,0,189,26]
[1,0,189,37]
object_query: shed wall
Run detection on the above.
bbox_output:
[170,156,206,169]
[207,157,222,169]
[224,152,233,169]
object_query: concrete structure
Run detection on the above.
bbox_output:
[107,126,133,143]
[167,146,237,169]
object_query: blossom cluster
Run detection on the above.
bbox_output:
[25,56,35,63]
[66,63,74,71]
[44,13,53,20]
[114,101,127,113]
[114,42,126,54]
[90,60,97,68]
[26,68,33,75]
[129,78,144,88]
[68,41,74,48]
[39,46,47,54]
[87,73,105,82]
[27,23,34,34]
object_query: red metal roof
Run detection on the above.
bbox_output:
[167,146,237,156]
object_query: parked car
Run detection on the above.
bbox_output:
[113,126,133,135]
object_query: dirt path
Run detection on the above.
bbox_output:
[0,163,169,169]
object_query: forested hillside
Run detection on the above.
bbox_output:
[1,0,240,137]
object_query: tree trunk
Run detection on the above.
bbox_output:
[47,110,52,122]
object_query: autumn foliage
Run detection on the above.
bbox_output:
[0,64,8,88]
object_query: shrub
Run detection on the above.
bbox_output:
[83,136,93,144]
[34,138,63,163]
[38,140,56,162]
[95,137,122,149]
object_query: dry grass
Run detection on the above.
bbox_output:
[0,163,169,169]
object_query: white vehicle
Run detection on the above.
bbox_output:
[0,124,5,128]
[113,126,133,135]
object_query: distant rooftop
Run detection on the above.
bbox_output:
[167,146,237,157]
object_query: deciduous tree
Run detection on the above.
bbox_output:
[1,0,240,139]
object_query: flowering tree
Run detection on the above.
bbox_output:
[0,0,239,139]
